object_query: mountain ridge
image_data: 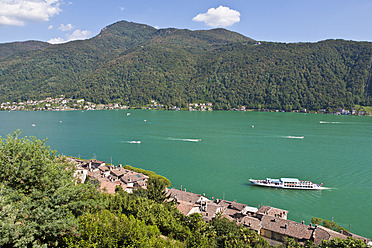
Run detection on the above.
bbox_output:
[0,20,371,110]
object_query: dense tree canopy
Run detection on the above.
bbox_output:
[0,131,100,247]
[0,21,371,111]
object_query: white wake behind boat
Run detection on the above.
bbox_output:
[249,178,324,190]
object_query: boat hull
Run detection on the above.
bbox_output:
[249,179,324,190]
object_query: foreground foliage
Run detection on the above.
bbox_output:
[64,209,174,247]
[0,131,99,247]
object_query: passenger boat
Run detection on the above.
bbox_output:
[249,178,324,190]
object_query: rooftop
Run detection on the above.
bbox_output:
[261,215,314,241]
[167,188,201,204]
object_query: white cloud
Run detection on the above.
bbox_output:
[192,6,240,27]
[0,0,62,26]
[59,23,74,31]
[68,29,91,40]
[119,7,125,11]
[48,25,53,30]
[48,37,64,44]
[48,29,91,44]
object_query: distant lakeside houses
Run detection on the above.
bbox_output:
[68,157,371,246]
[0,96,128,111]
[2,96,371,115]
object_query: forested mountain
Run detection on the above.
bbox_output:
[0,40,52,60]
[1,20,371,111]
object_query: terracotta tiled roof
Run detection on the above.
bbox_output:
[257,205,288,219]
[176,202,198,216]
[110,167,128,177]
[98,165,109,172]
[230,202,247,211]
[87,170,101,179]
[89,159,105,164]
[99,178,117,194]
[340,230,371,243]
[167,188,201,204]
[312,226,349,245]
[240,216,261,232]
[200,202,223,222]
[216,200,247,211]
[261,215,314,241]
[221,213,235,222]
[224,208,239,218]
[120,172,148,184]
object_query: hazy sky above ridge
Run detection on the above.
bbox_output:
[0,0,371,44]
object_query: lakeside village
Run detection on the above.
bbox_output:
[1,95,371,116]
[68,157,371,246]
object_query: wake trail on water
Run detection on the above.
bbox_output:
[320,121,365,125]
[282,136,304,139]
[319,121,342,124]
[167,137,202,142]
[121,140,141,144]
[320,187,334,190]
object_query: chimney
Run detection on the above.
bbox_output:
[119,164,122,167]
[285,223,288,229]
[309,223,312,227]
[302,220,305,224]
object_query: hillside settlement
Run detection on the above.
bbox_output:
[68,157,371,246]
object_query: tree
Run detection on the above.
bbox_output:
[0,131,99,247]
[209,215,270,247]
[185,213,211,247]
[322,220,339,231]
[146,177,169,203]
[311,217,323,225]
[64,210,171,247]
[318,237,368,248]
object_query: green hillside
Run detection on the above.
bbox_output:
[0,20,371,111]
[0,40,52,60]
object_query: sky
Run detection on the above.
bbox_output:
[0,0,372,44]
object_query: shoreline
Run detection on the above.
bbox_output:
[2,95,372,116]
[2,106,371,116]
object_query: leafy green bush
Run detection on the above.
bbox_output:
[123,165,171,187]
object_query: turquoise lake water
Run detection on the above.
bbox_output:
[1,110,371,238]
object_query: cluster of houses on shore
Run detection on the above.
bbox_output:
[232,106,371,116]
[67,157,371,245]
[1,97,214,112]
[188,102,213,111]
[165,188,371,246]
[68,158,148,194]
[147,100,213,111]
[2,95,371,115]
[1,96,128,111]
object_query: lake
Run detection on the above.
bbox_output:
[1,110,371,238]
